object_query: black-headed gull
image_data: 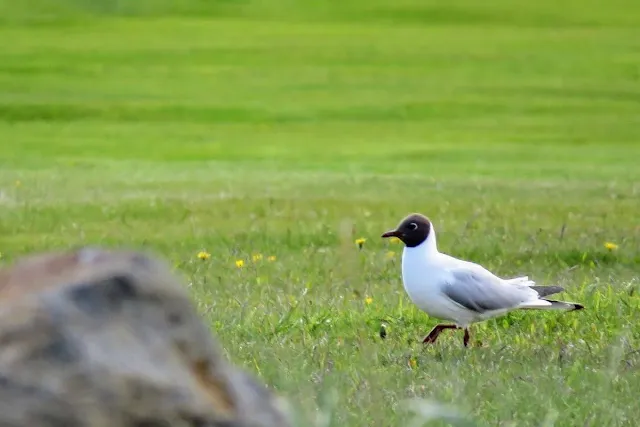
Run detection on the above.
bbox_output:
[381,213,584,347]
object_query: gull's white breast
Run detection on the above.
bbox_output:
[401,248,476,326]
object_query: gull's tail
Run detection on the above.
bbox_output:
[505,276,567,298]
[507,276,585,310]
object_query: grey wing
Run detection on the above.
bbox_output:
[442,267,539,313]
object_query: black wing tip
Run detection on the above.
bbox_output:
[544,299,586,311]
[572,303,585,311]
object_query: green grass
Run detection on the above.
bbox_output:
[1,1,640,425]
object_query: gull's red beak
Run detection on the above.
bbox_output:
[381,229,402,238]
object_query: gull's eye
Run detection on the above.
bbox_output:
[408,222,418,231]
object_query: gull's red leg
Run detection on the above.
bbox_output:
[463,328,470,347]
[422,324,459,344]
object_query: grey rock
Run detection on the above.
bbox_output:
[0,247,291,427]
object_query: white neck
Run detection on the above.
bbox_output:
[403,228,439,259]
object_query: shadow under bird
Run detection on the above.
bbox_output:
[381,213,584,347]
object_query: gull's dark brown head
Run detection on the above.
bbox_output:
[381,213,432,248]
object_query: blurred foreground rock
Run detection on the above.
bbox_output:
[0,247,291,427]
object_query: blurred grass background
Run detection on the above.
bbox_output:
[2,0,640,26]
[1,0,640,426]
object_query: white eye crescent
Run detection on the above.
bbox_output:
[408,222,418,230]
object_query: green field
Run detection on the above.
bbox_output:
[1,1,640,425]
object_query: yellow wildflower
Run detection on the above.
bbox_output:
[355,238,366,249]
[252,254,263,262]
[267,255,276,262]
[604,242,618,251]
[389,237,401,244]
[235,259,245,268]
[365,296,373,305]
[386,250,395,259]
[409,357,417,369]
[197,251,211,260]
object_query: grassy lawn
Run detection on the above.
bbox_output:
[1,1,639,425]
